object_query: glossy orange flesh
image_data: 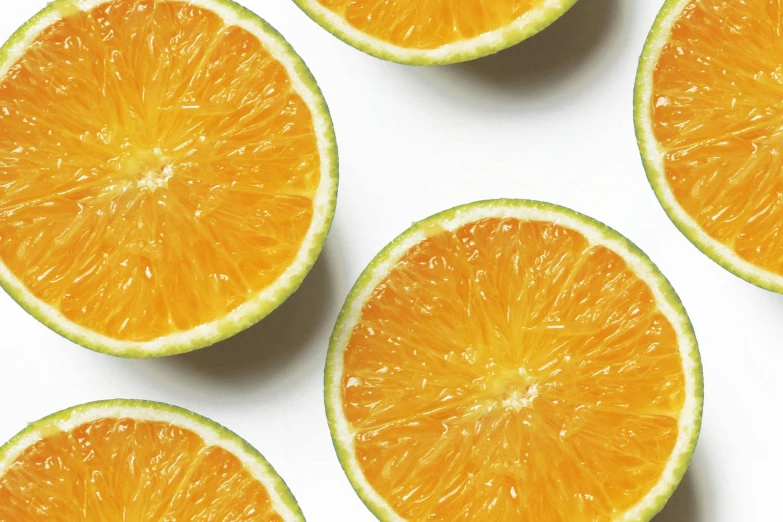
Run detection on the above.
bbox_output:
[0,0,320,341]
[316,0,542,49]
[0,418,283,521]
[342,218,686,520]
[652,0,783,275]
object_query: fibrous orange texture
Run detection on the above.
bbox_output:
[0,0,320,341]
[0,418,283,521]
[316,0,541,49]
[652,0,783,276]
[341,218,686,520]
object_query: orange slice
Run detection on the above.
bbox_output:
[326,200,703,521]
[0,400,303,521]
[293,0,580,64]
[636,0,783,292]
[0,0,338,356]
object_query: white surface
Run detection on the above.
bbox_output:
[0,1,781,520]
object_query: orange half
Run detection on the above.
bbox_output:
[293,0,581,64]
[0,400,303,521]
[326,201,702,521]
[636,0,783,292]
[0,0,338,356]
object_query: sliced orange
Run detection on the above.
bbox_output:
[326,200,702,521]
[0,400,303,521]
[293,0,580,64]
[636,0,783,292]
[0,0,338,356]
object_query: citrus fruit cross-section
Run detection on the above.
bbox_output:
[0,0,338,357]
[0,400,304,521]
[326,200,703,521]
[293,0,580,65]
[635,0,783,293]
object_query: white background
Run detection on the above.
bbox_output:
[1,1,781,520]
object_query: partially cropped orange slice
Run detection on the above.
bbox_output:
[0,400,303,521]
[326,200,702,521]
[293,0,580,64]
[636,0,783,292]
[0,0,338,356]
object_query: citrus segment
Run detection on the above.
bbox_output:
[327,201,702,521]
[636,0,783,291]
[0,0,338,355]
[293,0,579,64]
[0,400,303,521]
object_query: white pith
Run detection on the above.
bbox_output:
[326,201,702,522]
[635,0,783,292]
[0,0,338,356]
[294,0,576,64]
[0,401,303,522]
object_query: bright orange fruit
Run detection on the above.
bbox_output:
[293,0,580,64]
[0,400,303,521]
[326,201,703,521]
[636,0,783,292]
[0,0,337,355]
[317,0,545,49]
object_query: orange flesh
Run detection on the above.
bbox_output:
[652,0,783,275]
[0,0,320,341]
[316,0,542,49]
[342,218,686,520]
[0,418,283,521]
